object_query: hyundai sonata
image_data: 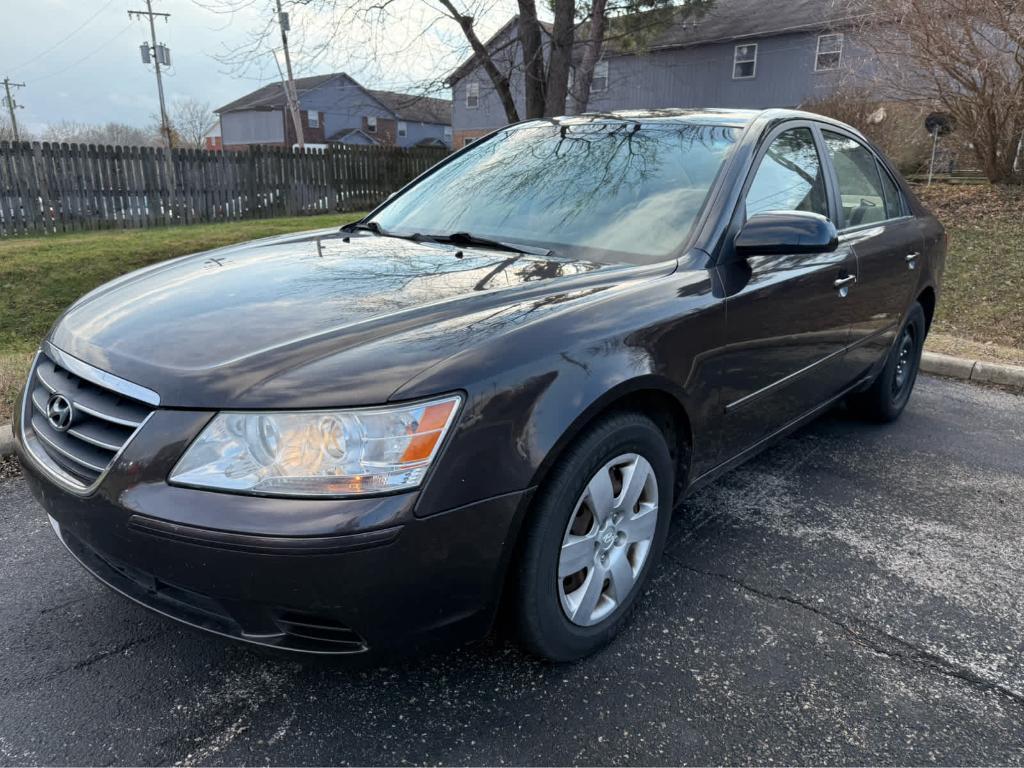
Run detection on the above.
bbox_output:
[15,109,944,661]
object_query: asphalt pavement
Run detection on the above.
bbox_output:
[1,374,1022,766]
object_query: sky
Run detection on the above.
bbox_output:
[1,0,505,135]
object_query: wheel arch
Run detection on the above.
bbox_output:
[916,285,937,334]
[527,375,695,508]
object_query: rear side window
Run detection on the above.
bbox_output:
[876,162,905,219]
[822,130,887,228]
[746,127,829,219]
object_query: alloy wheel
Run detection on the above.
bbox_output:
[557,453,659,627]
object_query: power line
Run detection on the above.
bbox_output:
[32,23,134,83]
[2,78,26,141]
[10,0,118,74]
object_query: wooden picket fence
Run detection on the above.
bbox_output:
[0,141,449,237]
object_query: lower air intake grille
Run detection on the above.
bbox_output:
[23,346,156,488]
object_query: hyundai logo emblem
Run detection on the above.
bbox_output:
[46,393,74,432]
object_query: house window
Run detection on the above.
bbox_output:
[591,60,609,93]
[463,136,475,147]
[733,43,758,79]
[444,126,452,140]
[307,111,319,128]
[815,33,844,72]
[398,121,407,137]
[366,116,377,133]
[466,82,479,109]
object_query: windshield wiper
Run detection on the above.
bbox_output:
[421,231,551,256]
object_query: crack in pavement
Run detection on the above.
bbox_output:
[70,630,167,672]
[669,555,1024,708]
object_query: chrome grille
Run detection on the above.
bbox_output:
[22,345,158,490]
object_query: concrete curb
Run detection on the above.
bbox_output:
[0,424,12,459]
[0,352,1020,460]
[921,351,1024,393]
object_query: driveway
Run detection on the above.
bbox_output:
[1,375,1022,766]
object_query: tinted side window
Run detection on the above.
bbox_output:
[876,161,905,219]
[746,128,828,219]
[822,131,887,228]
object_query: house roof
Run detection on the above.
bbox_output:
[216,73,451,125]
[327,127,380,144]
[448,0,861,83]
[216,73,345,113]
[603,0,859,55]
[365,89,451,125]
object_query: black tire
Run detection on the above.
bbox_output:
[514,411,674,662]
[850,302,927,423]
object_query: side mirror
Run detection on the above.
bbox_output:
[734,211,838,257]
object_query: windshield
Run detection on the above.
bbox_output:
[370,120,739,263]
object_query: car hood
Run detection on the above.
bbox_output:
[50,229,656,407]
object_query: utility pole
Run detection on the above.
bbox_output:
[274,0,304,149]
[129,0,173,148]
[2,78,25,141]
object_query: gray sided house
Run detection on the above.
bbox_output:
[217,73,453,150]
[448,0,869,146]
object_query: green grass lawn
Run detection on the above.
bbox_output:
[0,213,362,422]
[915,184,1024,354]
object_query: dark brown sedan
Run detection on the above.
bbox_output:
[14,108,944,661]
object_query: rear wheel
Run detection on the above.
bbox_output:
[850,302,926,422]
[514,412,673,662]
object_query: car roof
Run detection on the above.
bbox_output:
[544,107,852,131]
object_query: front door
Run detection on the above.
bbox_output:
[820,129,923,379]
[714,124,856,463]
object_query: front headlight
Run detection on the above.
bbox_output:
[169,395,461,497]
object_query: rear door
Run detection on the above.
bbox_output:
[819,128,922,379]
[713,123,856,462]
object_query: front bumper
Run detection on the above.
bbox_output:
[15,397,531,656]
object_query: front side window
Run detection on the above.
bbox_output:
[591,61,609,93]
[746,127,828,219]
[815,33,844,71]
[466,82,479,109]
[733,43,758,79]
[371,121,739,263]
[822,130,887,228]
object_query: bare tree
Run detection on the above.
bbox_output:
[40,120,154,146]
[197,0,714,126]
[850,0,1024,183]
[0,116,31,142]
[170,98,215,149]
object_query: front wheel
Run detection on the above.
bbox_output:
[849,302,926,422]
[513,412,674,662]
